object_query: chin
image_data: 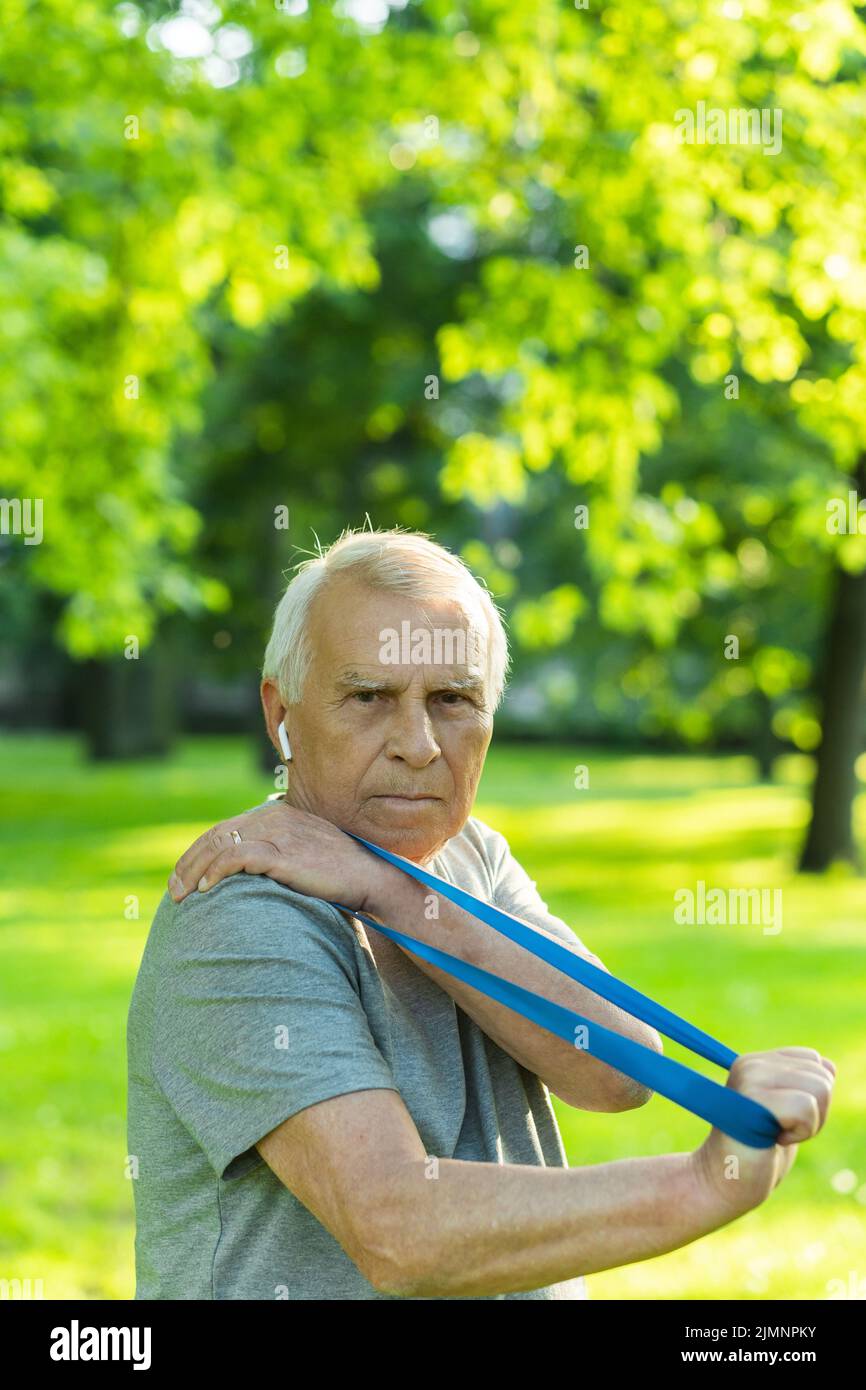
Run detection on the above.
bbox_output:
[360,802,456,862]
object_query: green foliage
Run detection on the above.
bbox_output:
[3,0,866,747]
[1,0,405,651]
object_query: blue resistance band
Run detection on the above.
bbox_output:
[329,832,781,1150]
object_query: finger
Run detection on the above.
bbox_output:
[786,1067,834,1131]
[734,1052,831,1087]
[195,841,280,893]
[750,1047,836,1084]
[171,825,249,900]
[768,1056,836,1087]
[171,826,225,894]
[769,1047,823,1063]
[769,1050,837,1088]
[743,1058,834,1134]
[761,1087,822,1145]
[170,801,303,898]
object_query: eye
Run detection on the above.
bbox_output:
[353,690,380,704]
[437,691,469,705]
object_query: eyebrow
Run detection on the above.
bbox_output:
[334,670,487,696]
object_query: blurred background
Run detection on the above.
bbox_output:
[1,0,865,1299]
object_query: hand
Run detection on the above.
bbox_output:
[167,799,382,911]
[692,1046,836,1218]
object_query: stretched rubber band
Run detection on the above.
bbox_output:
[328,832,780,1150]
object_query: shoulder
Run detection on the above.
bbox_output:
[437,814,511,891]
[154,873,360,972]
[456,813,510,861]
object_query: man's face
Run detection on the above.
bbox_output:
[263,576,495,862]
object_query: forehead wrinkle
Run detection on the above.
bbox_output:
[314,587,491,682]
[334,667,487,694]
[334,670,400,692]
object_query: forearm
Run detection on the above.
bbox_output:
[362,865,662,1111]
[366,1149,743,1298]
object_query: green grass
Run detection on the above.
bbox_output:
[0,734,863,1300]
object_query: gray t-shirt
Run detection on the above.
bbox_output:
[127,810,590,1300]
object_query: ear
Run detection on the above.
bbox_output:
[261,680,288,758]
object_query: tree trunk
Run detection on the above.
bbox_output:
[77,627,177,760]
[799,453,866,871]
[753,692,780,782]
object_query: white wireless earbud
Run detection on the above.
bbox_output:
[277,720,293,762]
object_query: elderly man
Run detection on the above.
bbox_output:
[127,527,834,1300]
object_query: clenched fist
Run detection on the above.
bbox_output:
[692,1046,836,1217]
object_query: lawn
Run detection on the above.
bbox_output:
[0,733,863,1300]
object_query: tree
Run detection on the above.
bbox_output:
[425,0,866,863]
[4,0,866,859]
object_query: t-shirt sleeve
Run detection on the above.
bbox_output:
[485,826,592,957]
[152,876,398,1182]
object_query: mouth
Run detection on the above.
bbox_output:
[371,794,441,804]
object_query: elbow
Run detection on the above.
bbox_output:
[362,1259,422,1299]
[607,1026,664,1111]
[347,1187,429,1298]
[605,1076,655,1111]
[361,1247,424,1299]
[554,1074,655,1111]
[558,1025,663,1112]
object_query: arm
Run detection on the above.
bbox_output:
[361,861,662,1113]
[168,802,661,1113]
[257,1046,834,1298]
[259,1086,709,1298]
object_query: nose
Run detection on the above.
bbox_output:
[384,696,441,767]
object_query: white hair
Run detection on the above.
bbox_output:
[262,527,510,709]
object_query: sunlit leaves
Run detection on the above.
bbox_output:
[440,433,524,506]
[512,585,585,650]
[0,0,429,651]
